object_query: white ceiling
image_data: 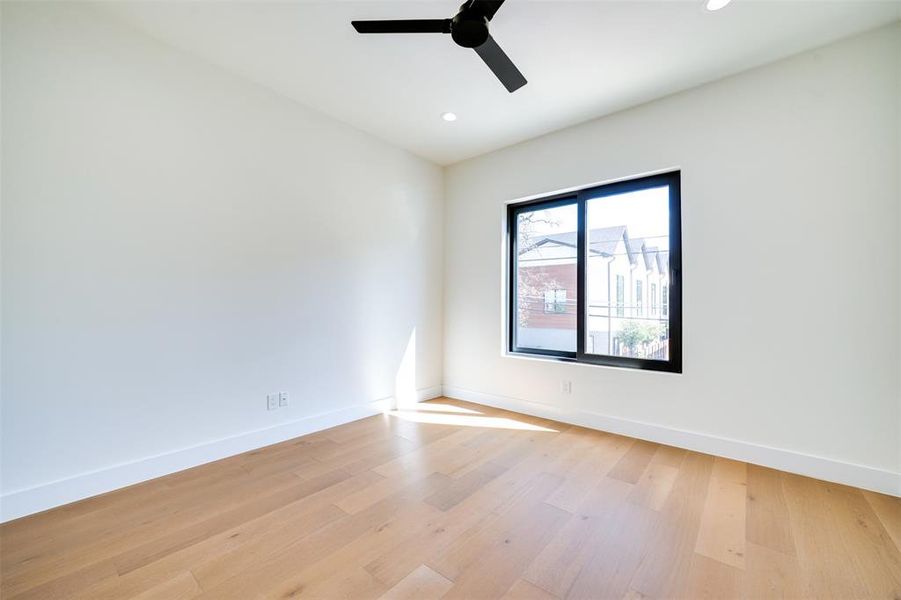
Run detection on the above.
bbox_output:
[100,1,900,165]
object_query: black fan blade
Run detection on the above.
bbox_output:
[352,19,451,34]
[468,0,506,21]
[474,35,527,93]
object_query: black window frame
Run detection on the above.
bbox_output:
[507,171,682,373]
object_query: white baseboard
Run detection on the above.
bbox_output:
[442,385,900,497]
[0,385,444,523]
[4,382,893,522]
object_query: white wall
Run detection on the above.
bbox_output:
[444,24,900,494]
[1,2,443,519]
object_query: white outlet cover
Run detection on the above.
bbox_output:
[278,392,289,407]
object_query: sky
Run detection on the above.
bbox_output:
[524,186,670,252]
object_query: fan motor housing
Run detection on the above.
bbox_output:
[451,12,489,48]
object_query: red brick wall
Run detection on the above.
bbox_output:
[518,264,576,329]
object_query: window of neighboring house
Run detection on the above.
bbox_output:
[544,289,567,313]
[635,280,643,316]
[507,171,682,373]
[615,275,625,317]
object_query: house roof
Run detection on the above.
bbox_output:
[529,227,669,273]
[629,238,670,272]
[657,250,670,273]
[537,226,628,257]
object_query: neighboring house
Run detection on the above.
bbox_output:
[517,226,670,358]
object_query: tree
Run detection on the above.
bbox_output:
[617,321,663,357]
[516,211,563,328]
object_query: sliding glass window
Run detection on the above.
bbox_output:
[508,171,682,373]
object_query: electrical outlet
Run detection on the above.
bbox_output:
[267,393,278,411]
[278,391,289,407]
[560,380,572,394]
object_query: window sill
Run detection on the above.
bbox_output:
[503,350,682,375]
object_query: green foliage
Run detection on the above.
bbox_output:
[618,321,663,355]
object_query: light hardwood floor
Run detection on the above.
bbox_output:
[1,398,899,599]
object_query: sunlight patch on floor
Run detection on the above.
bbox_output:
[412,403,483,415]
[389,409,557,432]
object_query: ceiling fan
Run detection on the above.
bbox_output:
[351,0,527,93]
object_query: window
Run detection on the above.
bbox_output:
[544,289,567,313]
[635,281,643,316]
[615,275,625,317]
[511,201,577,353]
[508,171,681,373]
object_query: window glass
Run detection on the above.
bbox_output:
[514,203,577,352]
[585,186,670,361]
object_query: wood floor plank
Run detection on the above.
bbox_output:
[424,459,507,511]
[781,472,872,598]
[377,565,453,600]
[2,397,899,600]
[627,451,715,598]
[744,541,803,599]
[260,564,388,600]
[450,428,543,479]
[628,462,679,511]
[711,456,747,484]
[364,431,580,589]
[261,497,446,599]
[694,469,747,569]
[562,493,658,600]
[363,471,535,587]
[347,428,491,516]
[112,468,351,576]
[1,470,308,597]
[502,579,559,600]
[864,489,901,553]
[130,571,201,600]
[69,471,382,600]
[821,482,901,597]
[193,473,452,598]
[607,439,658,484]
[373,427,484,480]
[678,553,743,599]
[746,464,796,556]
[69,473,372,600]
[649,444,687,468]
[544,432,632,513]
[4,558,118,600]
[2,464,293,572]
[428,472,565,582]
[435,476,570,599]
[523,476,635,598]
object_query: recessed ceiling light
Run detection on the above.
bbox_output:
[706,0,732,10]
[441,112,458,122]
